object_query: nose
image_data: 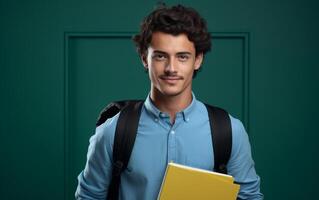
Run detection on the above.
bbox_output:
[164,57,177,73]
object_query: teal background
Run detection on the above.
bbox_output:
[1,0,318,199]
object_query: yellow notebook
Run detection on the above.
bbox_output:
[158,162,240,200]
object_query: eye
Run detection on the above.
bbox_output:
[152,54,167,61]
[178,54,190,62]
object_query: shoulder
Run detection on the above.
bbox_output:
[228,114,252,158]
[229,115,247,136]
[89,112,120,155]
[196,99,250,148]
[192,99,210,117]
[228,115,249,141]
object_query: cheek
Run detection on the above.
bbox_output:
[149,62,163,75]
[182,63,196,76]
[148,67,159,83]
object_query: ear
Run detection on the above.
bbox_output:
[194,53,203,70]
[141,54,148,69]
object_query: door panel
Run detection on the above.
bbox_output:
[66,34,148,198]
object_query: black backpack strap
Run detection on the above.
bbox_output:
[205,104,232,174]
[106,101,144,200]
[96,100,141,127]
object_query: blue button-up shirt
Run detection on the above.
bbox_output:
[76,94,263,199]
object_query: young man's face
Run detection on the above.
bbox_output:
[142,31,203,98]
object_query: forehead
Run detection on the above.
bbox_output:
[149,32,195,54]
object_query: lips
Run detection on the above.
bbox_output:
[160,75,183,84]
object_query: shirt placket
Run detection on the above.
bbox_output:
[162,113,183,163]
[167,126,176,162]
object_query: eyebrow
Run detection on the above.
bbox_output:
[153,50,192,55]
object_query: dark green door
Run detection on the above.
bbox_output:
[1,0,318,199]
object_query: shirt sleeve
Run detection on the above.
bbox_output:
[75,114,119,199]
[227,116,264,200]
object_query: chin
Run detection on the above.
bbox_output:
[160,88,184,97]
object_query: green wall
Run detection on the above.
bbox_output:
[1,0,318,199]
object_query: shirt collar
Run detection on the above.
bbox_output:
[144,93,197,122]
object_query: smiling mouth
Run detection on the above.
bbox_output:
[160,76,183,84]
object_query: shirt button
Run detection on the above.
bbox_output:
[154,118,159,122]
[186,118,190,122]
[171,130,175,134]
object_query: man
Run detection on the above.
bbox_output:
[76,4,263,200]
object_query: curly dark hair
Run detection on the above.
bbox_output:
[132,4,211,77]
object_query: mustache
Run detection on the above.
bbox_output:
[159,74,184,80]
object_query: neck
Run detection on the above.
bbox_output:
[150,88,193,124]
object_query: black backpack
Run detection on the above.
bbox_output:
[95,100,232,200]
